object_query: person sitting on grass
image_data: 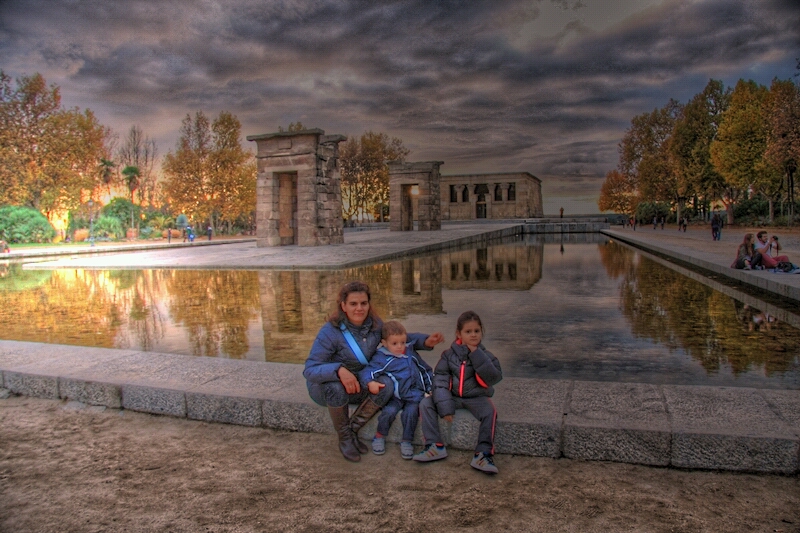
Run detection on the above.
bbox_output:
[359,320,433,459]
[754,231,789,269]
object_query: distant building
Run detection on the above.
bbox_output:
[440,172,543,221]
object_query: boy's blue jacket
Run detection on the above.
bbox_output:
[432,340,503,417]
[303,318,431,385]
[359,343,433,403]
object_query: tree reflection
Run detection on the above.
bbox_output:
[603,242,800,376]
[0,268,122,347]
[165,270,261,358]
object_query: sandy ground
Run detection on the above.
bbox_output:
[1,395,798,533]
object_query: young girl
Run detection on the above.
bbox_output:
[412,311,503,474]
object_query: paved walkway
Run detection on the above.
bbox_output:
[603,224,800,303]
[18,223,520,269]
[2,221,799,474]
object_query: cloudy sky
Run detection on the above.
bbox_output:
[1,0,798,214]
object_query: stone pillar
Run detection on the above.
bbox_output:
[247,129,346,247]
[388,161,443,231]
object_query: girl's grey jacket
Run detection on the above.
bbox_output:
[432,340,503,417]
[303,318,431,385]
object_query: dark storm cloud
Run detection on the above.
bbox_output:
[0,0,798,212]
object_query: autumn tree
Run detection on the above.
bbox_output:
[669,79,730,221]
[765,78,800,223]
[117,125,158,207]
[339,131,409,222]
[162,111,255,233]
[0,71,113,219]
[597,169,638,216]
[618,100,682,209]
[711,80,779,224]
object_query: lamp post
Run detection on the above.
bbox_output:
[88,199,95,247]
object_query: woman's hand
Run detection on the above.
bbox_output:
[424,332,445,348]
[443,415,454,422]
[367,381,385,395]
[337,366,361,394]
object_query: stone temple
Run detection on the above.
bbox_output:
[248,129,544,243]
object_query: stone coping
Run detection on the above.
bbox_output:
[602,229,800,304]
[1,341,797,474]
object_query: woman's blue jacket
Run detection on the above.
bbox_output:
[303,318,430,385]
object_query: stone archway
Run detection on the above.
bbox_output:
[388,161,443,231]
[247,129,346,247]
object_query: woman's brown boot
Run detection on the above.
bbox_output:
[349,398,381,454]
[328,406,361,462]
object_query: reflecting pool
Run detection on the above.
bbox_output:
[1,235,798,389]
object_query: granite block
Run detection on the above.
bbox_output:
[121,384,186,417]
[495,420,560,457]
[761,389,800,433]
[564,381,670,465]
[449,409,480,450]
[186,392,262,426]
[665,385,798,472]
[4,371,58,399]
[59,377,122,408]
[492,377,568,457]
[262,399,331,433]
[671,433,798,473]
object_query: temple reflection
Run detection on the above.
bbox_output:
[0,240,797,388]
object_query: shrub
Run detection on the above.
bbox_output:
[102,197,140,228]
[0,206,56,243]
[92,215,124,240]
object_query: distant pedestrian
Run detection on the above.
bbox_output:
[167,229,171,243]
[182,227,187,243]
[653,216,657,230]
[207,225,213,241]
[560,207,564,219]
[660,217,664,230]
[711,215,721,241]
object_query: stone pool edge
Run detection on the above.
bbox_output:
[1,341,798,475]
[602,229,800,304]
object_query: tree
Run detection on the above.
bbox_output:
[765,78,800,223]
[598,169,638,216]
[339,131,409,222]
[711,80,777,224]
[618,100,682,209]
[669,80,730,221]
[0,71,113,219]
[162,111,255,233]
[117,125,158,206]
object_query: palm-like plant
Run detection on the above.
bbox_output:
[121,165,140,202]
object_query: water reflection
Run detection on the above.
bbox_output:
[1,238,798,388]
[600,240,800,377]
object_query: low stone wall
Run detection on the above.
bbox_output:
[1,341,797,474]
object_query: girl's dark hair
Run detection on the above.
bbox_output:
[329,280,379,328]
[456,310,483,333]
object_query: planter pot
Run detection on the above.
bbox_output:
[126,229,138,240]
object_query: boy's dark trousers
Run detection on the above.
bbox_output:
[419,394,497,455]
[376,398,420,442]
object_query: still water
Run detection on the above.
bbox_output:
[1,235,799,389]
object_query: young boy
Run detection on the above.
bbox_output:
[359,320,433,459]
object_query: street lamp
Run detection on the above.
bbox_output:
[88,199,95,247]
